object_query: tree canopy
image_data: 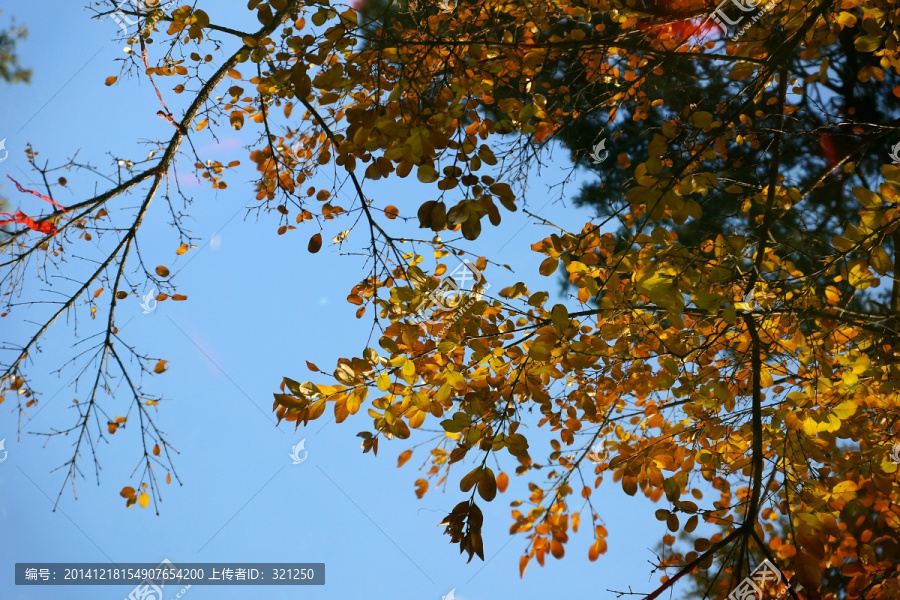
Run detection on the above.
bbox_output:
[0,12,30,84]
[3,0,900,598]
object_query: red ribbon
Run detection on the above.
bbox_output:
[6,175,68,212]
[0,210,57,235]
[1,175,68,235]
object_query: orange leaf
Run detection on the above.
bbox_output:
[397,449,413,468]
[519,554,530,577]
[120,486,136,498]
[588,537,607,561]
[414,478,428,498]
[539,256,559,276]
[154,360,168,374]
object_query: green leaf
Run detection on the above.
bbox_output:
[690,111,713,128]
[311,10,328,26]
[854,35,882,52]
[417,165,439,183]
[460,467,482,492]
[663,477,680,502]
[478,468,497,501]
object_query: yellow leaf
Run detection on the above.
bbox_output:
[401,358,416,382]
[831,480,858,502]
[176,243,189,255]
[852,186,881,208]
[835,11,857,27]
[376,371,391,391]
[528,343,551,362]
[833,480,857,494]
[550,304,569,331]
[346,389,362,414]
[138,492,150,508]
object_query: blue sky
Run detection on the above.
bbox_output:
[0,2,667,598]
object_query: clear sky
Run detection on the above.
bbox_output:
[1,2,667,598]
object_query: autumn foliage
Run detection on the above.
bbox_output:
[3,0,900,598]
